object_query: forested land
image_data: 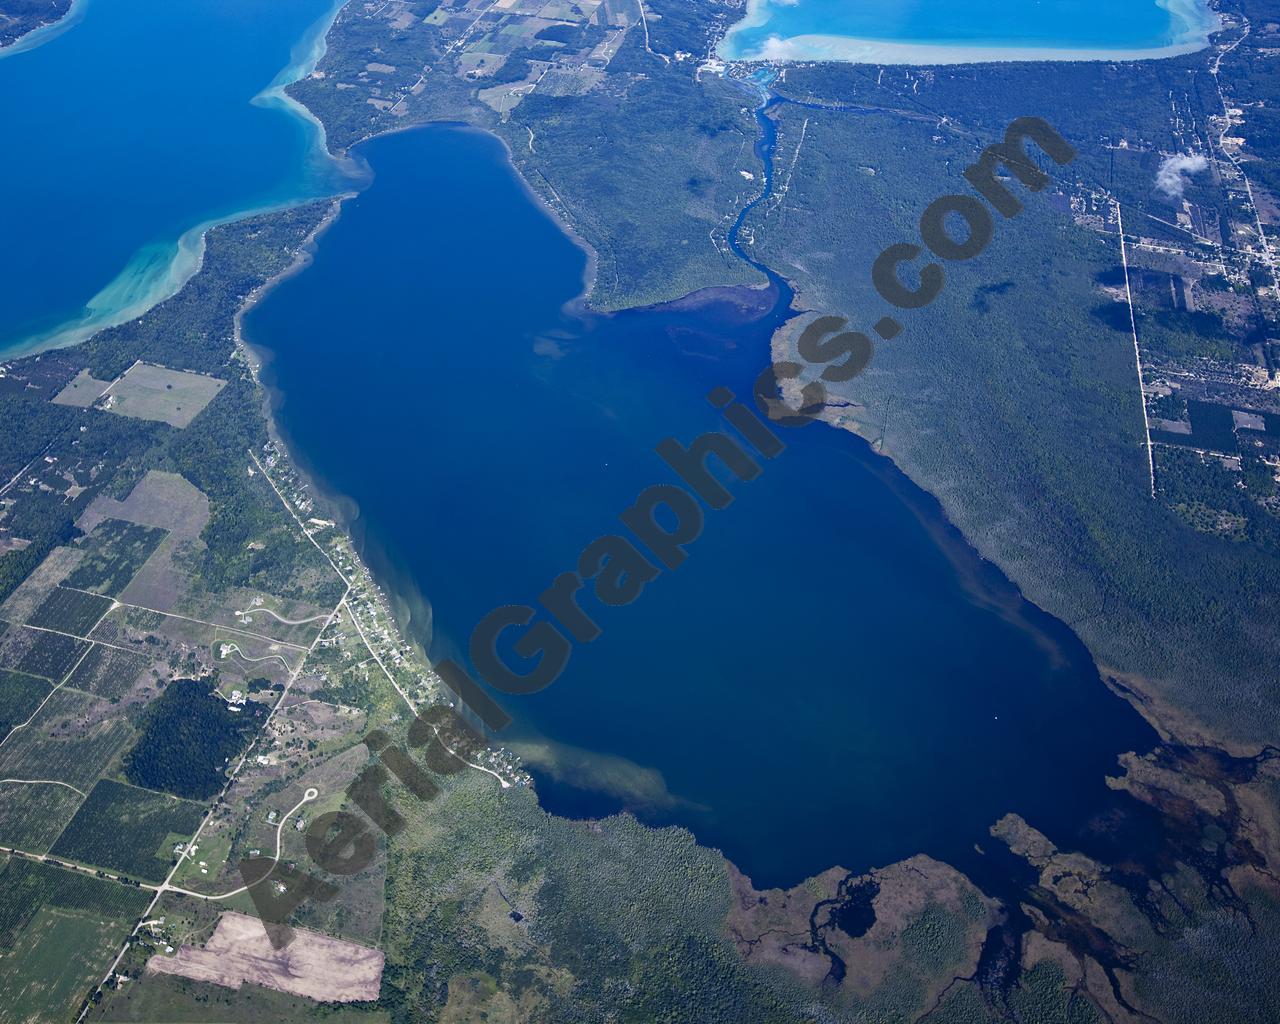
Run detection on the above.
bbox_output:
[124,679,265,800]
[0,205,346,608]
[756,39,1280,752]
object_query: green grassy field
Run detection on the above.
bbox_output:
[52,368,112,409]
[94,972,390,1024]
[0,906,136,1024]
[0,858,152,1023]
[103,362,227,430]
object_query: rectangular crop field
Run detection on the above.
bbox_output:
[0,686,135,792]
[0,853,151,946]
[51,368,111,408]
[65,644,149,700]
[26,586,113,636]
[50,779,206,883]
[0,781,84,853]
[0,906,120,1023]
[77,470,211,541]
[14,627,90,681]
[102,361,226,429]
[0,620,35,671]
[0,545,84,626]
[0,858,151,1022]
[116,536,191,613]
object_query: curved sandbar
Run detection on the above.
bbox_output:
[0,0,81,57]
[0,0,360,358]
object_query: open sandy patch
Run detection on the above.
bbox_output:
[146,910,383,1002]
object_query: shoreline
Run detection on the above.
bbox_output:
[0,0,360,361]
[235,193,356,374]
[240,22,1209,772]
[0,0,83,58]
[444,122,602,315]
[723,33,1213,66]
[3,0,1220,359]
[7,4,1278,1017]
[719,0,1220,65]
[224,201,524,790]
[322,114,607,316]
[17,0,1236,770]
[231,148,1159,901]
[5,195,353,362]
[767,306,1252,758]
[230,184,476,739]
[254,0,354,173]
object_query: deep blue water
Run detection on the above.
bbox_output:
[0,0,356,354]
[246,125,1158,889]
[721,0,1217,61]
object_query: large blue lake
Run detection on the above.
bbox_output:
[1,0,1163,891]
[0,0,357,354]
[246,125,1159,889]
[720,0,1218,62]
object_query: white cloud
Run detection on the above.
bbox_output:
[755,34,809,60]
[1155,153,1209,199]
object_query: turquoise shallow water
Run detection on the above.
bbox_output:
[721,0,1218,61]
[0,0,358,355]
